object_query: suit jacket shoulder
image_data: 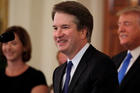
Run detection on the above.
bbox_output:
[53,44,119,93]
[112,51,127,69]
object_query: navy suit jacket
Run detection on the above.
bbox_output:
[112,51,140,93]
[53,45,119,93]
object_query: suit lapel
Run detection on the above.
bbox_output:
[113,51,127,69]
[68,45,94,93]
[55,63,67,93]
[68,58,87,93]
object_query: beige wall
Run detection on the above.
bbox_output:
[8,0,103,85]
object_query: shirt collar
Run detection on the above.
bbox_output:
[67,43,90,68]
[128,46,140,61]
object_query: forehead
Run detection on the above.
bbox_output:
[118,14,140,25]
[53,12,77,25]
[119,13,139,21]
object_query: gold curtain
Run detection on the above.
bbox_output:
[0,0,8,69]
[0,0,8,34]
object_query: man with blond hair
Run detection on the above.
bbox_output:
[112,6,140,93]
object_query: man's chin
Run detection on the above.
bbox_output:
[120,40,127,46]
[121,43,130,49]
[58,46,66,51]
[58,49,65,52]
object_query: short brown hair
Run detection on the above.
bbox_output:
[1,26,32,62]
[52,1,93,43]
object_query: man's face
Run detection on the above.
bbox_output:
[117,13,140,50]
[53,12,87,58]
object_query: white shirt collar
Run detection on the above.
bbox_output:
[67,43,90,68]
[62,43,90,88]
[128,46,140,61]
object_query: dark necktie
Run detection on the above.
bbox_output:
[63,61,73,93]
[118,53,132,84]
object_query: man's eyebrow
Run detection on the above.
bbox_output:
[52,25,56,27]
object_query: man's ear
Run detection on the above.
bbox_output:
[80,27,87,40]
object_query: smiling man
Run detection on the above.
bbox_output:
[112,6,140,93]
[52,1,119,93]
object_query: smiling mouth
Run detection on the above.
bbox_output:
[6,52,14,56]
[57,39,67,45]
[120,34,127,39]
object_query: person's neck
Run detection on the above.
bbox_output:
[6,60,29,77]
[68,42,88,60]
[126,42,140,50]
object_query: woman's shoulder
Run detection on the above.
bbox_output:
[24,66,47,85]
[26,66,45,76]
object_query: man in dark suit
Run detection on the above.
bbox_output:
[52,1,119,93]
[112,6,140,93]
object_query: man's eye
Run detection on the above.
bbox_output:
[118,23,121,27]
[62,26,69,29]
[124,22,131,26]
[53,27,57,30]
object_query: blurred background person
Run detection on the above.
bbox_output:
[112,6,140,93]
[0,26,48,93]
[56,51,67,65]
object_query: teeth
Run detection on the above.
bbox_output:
[121,35,126,38]
[57,39,66,43]
[58,40,65,43]
[120,34,127,38]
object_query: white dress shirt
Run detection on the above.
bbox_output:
[62,43,90,89]
[118,46,140,74]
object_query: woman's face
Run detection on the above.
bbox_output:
[2,33,24,62]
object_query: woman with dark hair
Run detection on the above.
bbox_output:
[0,26,48,93]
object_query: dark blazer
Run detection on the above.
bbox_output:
[53,45,119,93]
[112,51,140,93]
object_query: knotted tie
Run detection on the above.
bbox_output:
[118,53,132,84]
[63,61,73,93]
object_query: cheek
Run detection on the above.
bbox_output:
[2,46,6,52]
[53,32,57,40]
[132,32,140,40]
[53,31,55,36]
[117,30,120,35]
[130,27,139,37]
